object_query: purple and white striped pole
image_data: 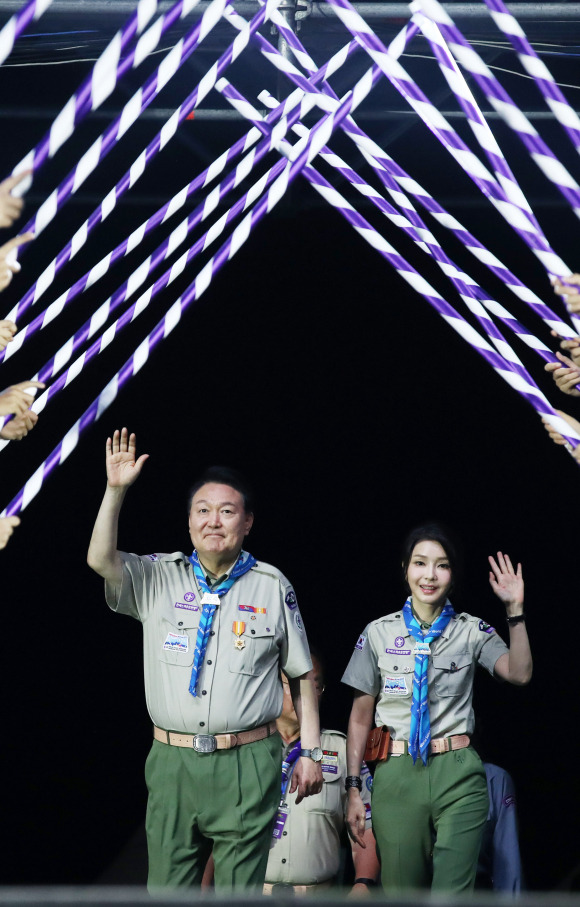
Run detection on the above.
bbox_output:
[237,8,578,396]
[246,8,572,368]
[412,0,580,221]
[10,0,201,194]
[416,12,542,236]
[483,0,580,157]
[1,50,411,511]
[224,73,560,390]
[287,164,580,450]
[5,0,286,326]
[322,0,572,286]
[0,0,53,67]
[231,0,575,344]
[0,42,363,359]
[0,36,406,436]
[14,0,241,245]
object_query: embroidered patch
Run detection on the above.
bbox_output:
[146,554,158,561]
[365,803,372,821]
[503,795,516,808]
[239,604,267,614]
[285,590,297,610]
[294,612,303,632]
[383,675,408,695]
[175,601,200,612]
[163,632,188,652]
[322,751,338,774]
[386,647,411,655]
[355,635,367,651]
[183,592,196,602]
[479,620,494,634]
[365,773,373,792]
[394,636,405,648]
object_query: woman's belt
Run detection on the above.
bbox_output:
[389,734,470,756]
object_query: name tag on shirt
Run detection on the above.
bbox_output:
[175,601,200,612]
[163,633,189,653]
[322,751,338,774]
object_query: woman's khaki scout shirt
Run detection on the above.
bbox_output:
[342,610,509,740]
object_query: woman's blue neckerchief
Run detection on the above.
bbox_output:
[403,596,455,764]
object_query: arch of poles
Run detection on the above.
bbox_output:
[1,0,580,518]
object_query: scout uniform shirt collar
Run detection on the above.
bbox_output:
[197,559,238,589]
[406,607,456,639]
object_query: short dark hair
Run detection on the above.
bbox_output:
[309,646,325,685]
[401,522,462,593]
[187,466,255,514]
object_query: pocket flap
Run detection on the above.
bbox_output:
[431,652,472,672]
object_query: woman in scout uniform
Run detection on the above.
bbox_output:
[341,523,532,892]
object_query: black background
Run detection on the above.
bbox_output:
[0,0,579,890]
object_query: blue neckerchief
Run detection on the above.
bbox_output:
[187,549,256,696]
[403,597,455,765]
[280,740,302,804]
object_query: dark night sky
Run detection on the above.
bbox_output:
[1,1,580,890]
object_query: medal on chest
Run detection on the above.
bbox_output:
[233,620,246,650]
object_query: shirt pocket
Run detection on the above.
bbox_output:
[228,625,277,676]
[157,611,199,667]
[378,654,414,699]
[309,756,343,816]
[431,651,472,697]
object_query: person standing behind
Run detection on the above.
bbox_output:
[477,762,524,893]
[87,428,322,892]
[263,653,379,896]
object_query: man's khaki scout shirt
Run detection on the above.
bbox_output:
[105,551,312,734]
[264,730,373,885]
[342,610,508,740]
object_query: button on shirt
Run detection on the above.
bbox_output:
[265,731,373,885]
[105,551,312,734]
[342,611,508,740]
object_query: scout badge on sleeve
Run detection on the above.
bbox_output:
[233,620,246,649]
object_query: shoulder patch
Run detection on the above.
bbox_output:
[355,634,367,651]
[146,554,158,561]
[285,590,297,610]
[478,619,495,634]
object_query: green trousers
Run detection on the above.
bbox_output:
[145,733,281,891]
[371,746,489,892]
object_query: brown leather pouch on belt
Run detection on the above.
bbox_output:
[364,725,390,763]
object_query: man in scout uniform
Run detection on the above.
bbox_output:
[87,428,323,891]
[263,654,379,894]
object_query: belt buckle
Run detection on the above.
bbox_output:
[271,883,295,894]
[192,734,217,753]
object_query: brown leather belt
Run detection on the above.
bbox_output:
[263,880,334,895]
[388,734,470,756]
[154,720,277,753]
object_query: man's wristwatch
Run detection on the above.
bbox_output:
[299,746,323,762]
